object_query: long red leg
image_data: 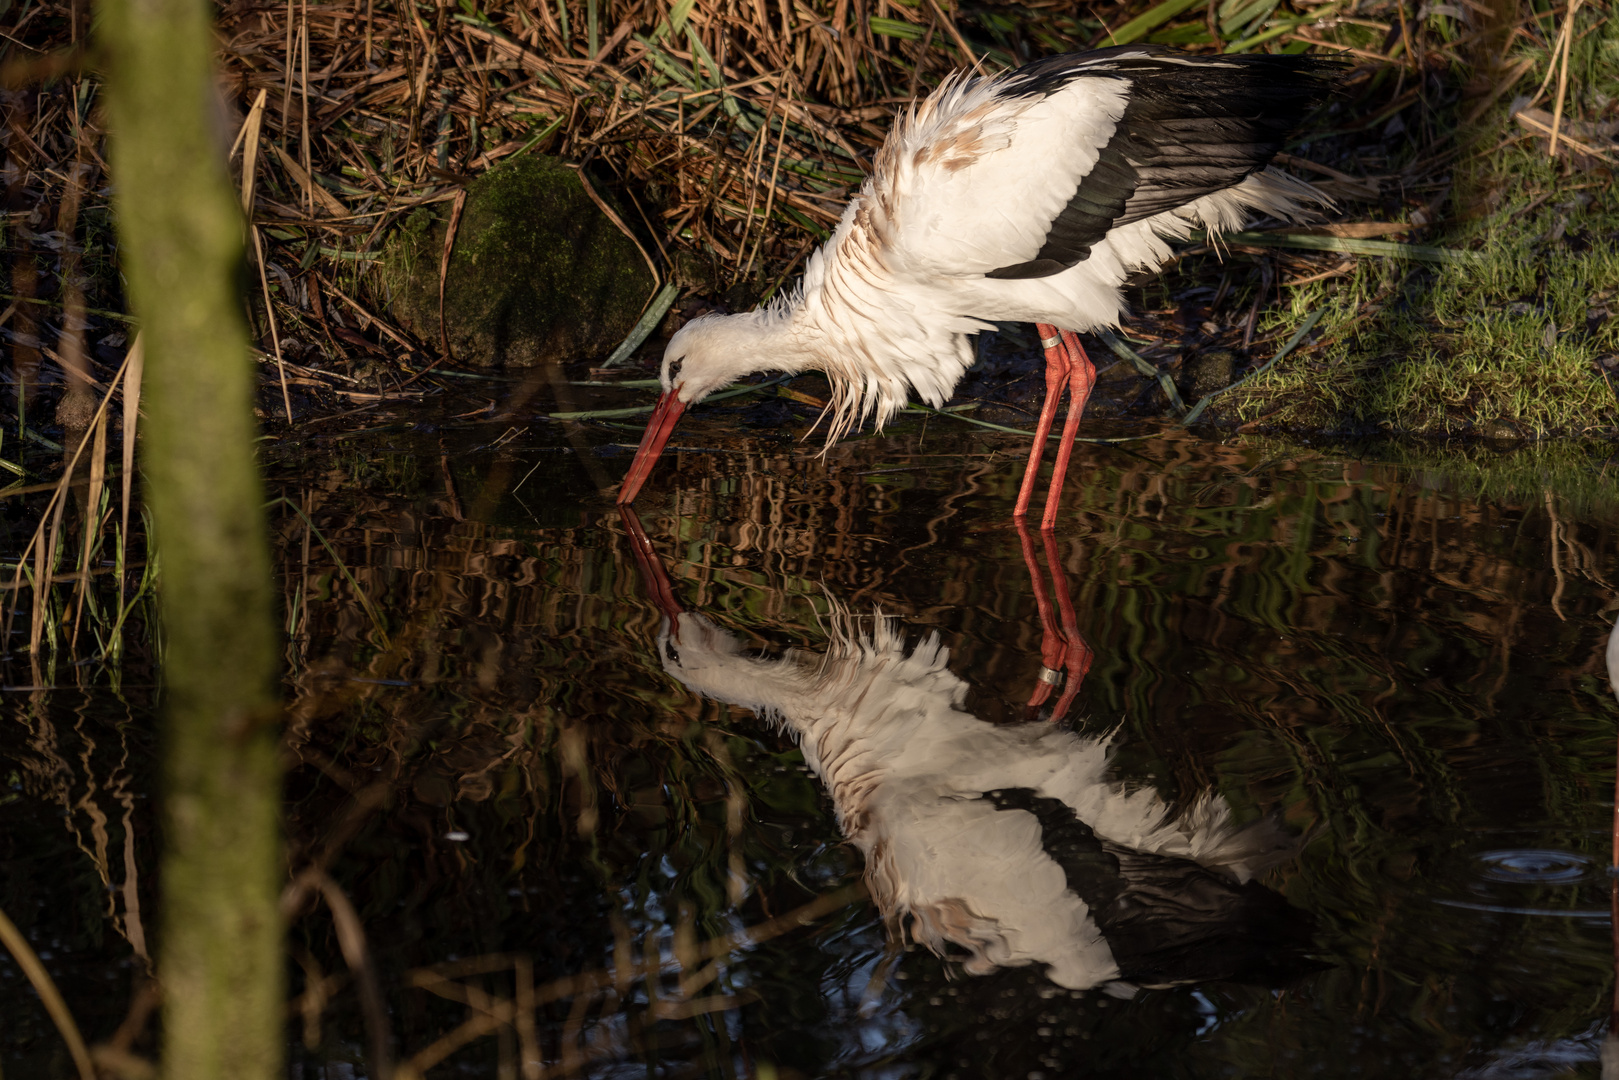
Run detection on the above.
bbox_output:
[1013,323,1071,520]
[1037,330,1097,531]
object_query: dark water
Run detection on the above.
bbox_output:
[7,407,1619,1078]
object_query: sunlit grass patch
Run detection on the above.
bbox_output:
[1366,315,1615,436]
[1236,138,1619,436]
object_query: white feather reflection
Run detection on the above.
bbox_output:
[652,605,1307,993]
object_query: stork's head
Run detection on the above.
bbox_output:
[655,611,749,691]
[617,311,795,504]
[661,313,776,403]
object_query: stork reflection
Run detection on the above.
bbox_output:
[622,508,1315,993]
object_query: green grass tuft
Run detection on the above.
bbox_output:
[1235,8,1619,438]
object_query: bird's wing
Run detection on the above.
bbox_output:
[865,69,1129,281]
[985,48,1340,279]
[866,48,1338,282]
[867,785,1121,989]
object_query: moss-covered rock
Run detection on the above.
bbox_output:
[381,155,654,368]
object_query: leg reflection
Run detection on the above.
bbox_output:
[1019,519,1094,724]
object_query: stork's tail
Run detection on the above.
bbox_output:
[1180,166,1335,240]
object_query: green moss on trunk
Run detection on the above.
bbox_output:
[102,0,283,1076]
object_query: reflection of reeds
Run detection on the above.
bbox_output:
[0,906,96,1080]
[379,884,859,1078]
[12,429,1618,1071]
[226,430,1619,1071]
[3,678,158,1070]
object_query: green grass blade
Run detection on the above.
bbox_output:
[669,0,696,34]
[869,16,927,40]
[1224,17,1312,52]
[548,375,792,419]
[601,282,681,369]
[1098,329,1188,414]
[1222,231,1478,263]
[905,404,1160,443]
[634,35,701,89]
[1108,0,1204,45]
[1183,307,1325,424]
[684,25,722,87]
[1219,0,1277,37]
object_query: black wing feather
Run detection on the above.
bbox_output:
[980,787,1320,987]
[986,47,1341,280]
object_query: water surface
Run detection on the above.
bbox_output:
[6,412,1619,1078]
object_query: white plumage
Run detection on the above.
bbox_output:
[654,607,1298,991]
[619,47,1339,520]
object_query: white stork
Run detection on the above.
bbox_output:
[616,47,1339,525]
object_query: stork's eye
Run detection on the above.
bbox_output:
[664,641,681,665]
[667,357,684,384]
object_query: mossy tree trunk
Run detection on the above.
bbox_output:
[101,0,284,1077]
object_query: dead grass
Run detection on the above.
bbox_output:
[4,0,1600,392]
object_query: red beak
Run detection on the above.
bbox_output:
[617,391,686,505]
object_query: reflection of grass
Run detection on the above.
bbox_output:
[181,432,1619,1073]
[22,425,1619,1074]
[262,494,862,1075]
[1384,439,1619,518]
[1263,435,1619,519]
